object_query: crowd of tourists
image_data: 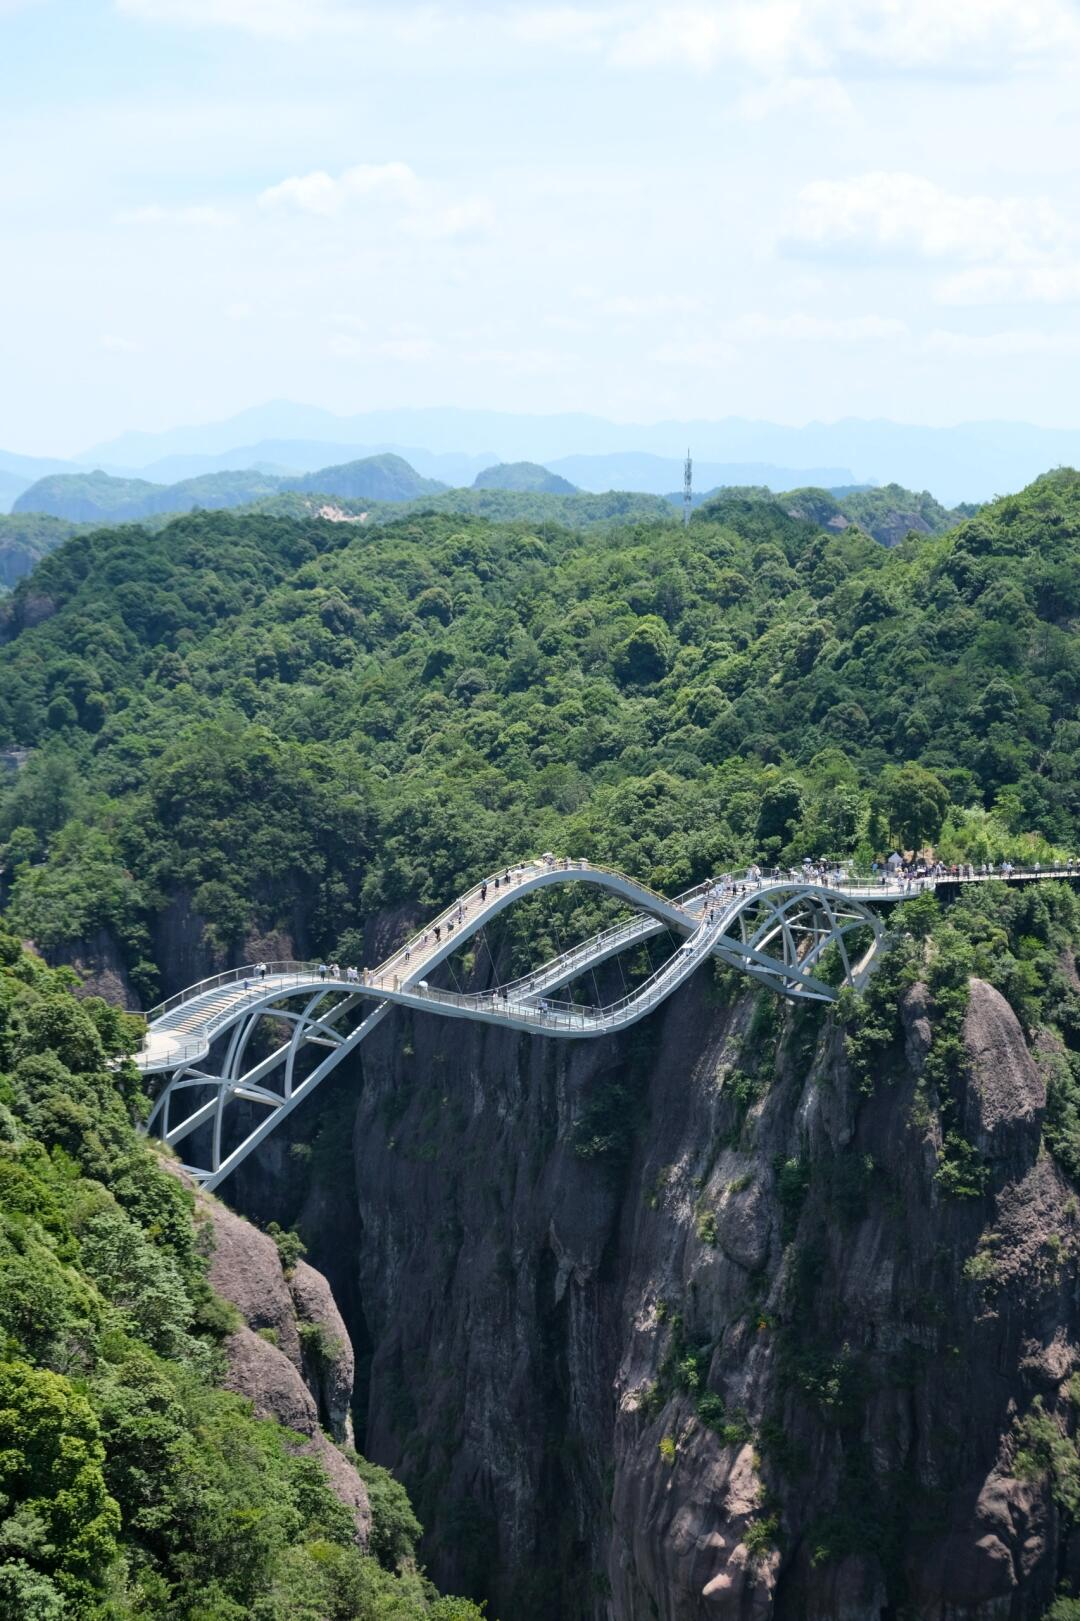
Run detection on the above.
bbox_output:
[231,851,1080,997]
[869,853,1077,891]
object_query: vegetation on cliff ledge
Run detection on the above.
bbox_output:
[0,923,483,1618]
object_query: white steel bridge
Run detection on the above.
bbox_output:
[133,856,1048,1190]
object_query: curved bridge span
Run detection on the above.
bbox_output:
[135,856,1050,1189]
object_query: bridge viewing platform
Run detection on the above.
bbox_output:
[135,855,1067,1190]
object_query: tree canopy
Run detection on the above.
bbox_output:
[1,470,1079,995]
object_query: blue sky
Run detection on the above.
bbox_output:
[5,0,1080,454]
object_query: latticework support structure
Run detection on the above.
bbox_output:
[139,861,892,1189]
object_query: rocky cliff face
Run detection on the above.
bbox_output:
[173,1172,372,1544]
[222,964,1080,1619]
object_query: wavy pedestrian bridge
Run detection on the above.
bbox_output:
[135,856,1052,1190]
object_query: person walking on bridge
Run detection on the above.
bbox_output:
[318,962,327,981]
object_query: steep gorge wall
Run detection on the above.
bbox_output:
[226,964,1080,1619]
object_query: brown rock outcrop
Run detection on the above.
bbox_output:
[163,1166,370,1542]
[223,1325,371,1542]
[290,1258,356,1447]
[205,1196,303,1368]
[962,977,1045,1169]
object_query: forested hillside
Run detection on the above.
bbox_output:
[0,514,78,589]
[0,470,1078,1001]
[693,481,974,546]
[472,461,578,493]
[0,922,483,1617]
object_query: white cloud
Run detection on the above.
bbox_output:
[781,171,1071,264]
[822,0,1080,74]
[607,5,808,74]
[510,5,613,50]
[598,292,701,318]
[729,311,906,341]
[115,0,343,38]
[922,326,1080,357]
[653,309,905,366]
[400,196,495,241]
[652,337,737,369]
[99,333,139,353]
[259,161,420,216]
[114,0,1080,78]
[510,0,1080,77]
[377,336,436,361]
[259,162,494,243]
[732,73,853,121]
[936,264,1080,306]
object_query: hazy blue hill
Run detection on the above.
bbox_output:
[14,467,283,523]
[133,439,494,487]
[140,468,282,515]
[13,455,443,523]
[0,469,30,512]
[554,451,855,494]
[13,469,163,522]
[473,460,578,494]
[0,513,78,587]
[286,452,446,501]
[80,400,1080,502]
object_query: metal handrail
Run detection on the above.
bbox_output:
[140,862,1079,1043]
[374,854,689,982]
[499,911,665,1000]
[400,914,719,1031]
[146,959,320,1025]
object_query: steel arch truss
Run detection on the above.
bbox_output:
[146,987,390,1190]
[142,874,886,1190]
[710,884,882,1001]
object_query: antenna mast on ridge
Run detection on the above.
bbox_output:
[683,447,692,527]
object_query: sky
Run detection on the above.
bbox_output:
[5,0,1080,455]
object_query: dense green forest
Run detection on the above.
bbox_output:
[702,481,974,546]
[257,485,673,530]
[4,465,1080,1614]
[1,478,970,597]
[0,515,79,590]
[0,469,1078,1000]
[0,925,483,1618]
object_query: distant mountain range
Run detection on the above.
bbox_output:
[12,454,446,524]
[69,401,1080,505]
[6,401,1080,514]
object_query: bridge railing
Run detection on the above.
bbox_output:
[374,855,692,984]
[405,913,719,1029]
[497,912,667,1001]
[145,960,320,1025]
[142,865,1078,1029]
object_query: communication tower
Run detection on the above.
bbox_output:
[683,448,692,527]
